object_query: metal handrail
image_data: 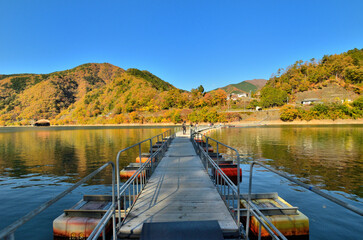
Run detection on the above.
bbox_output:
[190,128,241,235]
[244,200,287,240]
[248,161,363,215]
[0,162,116,240]
[192,128,289,240]
[115,129,175,229]
[194,129,363,239]
[0,129,176,240]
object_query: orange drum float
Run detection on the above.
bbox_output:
[196,140,241,184]
[195,139,214,152]
[135,153,155,163]
[53,195,115,240]
[200,143,214,152]
[215,164,242,185]
[208,153,233,164]
[241,193,309,240]
[120,163,145,180]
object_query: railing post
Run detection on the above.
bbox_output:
[102,229,106,240]
[206,137,209,171]
[149,139,153,171]
[236,152,241,235]
[217,142,219,164]
[111,162,116,240]
[258,224,262,240]
[216,167,219,187]
[123,192,126,222]
[116,152,122,228]
[246,162,255,238]
[3,232,14,240]
[132,181,135,200]
[136,173,139,198]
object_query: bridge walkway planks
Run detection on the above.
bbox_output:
[118,133,239,239]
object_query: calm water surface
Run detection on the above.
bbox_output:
[1,125,362,239]
[209,125,363,240]
[0,126,172,239]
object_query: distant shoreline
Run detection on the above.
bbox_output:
[0,123,179,128]
[1,118,362,128]
[229,118,363,127]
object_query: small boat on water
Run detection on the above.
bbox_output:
[34,119,51,126]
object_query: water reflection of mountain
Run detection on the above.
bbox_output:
[210,126,363,198]
[0,128,168,185]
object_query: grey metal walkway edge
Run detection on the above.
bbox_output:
[118,135,239,239]
[140,220,224,240]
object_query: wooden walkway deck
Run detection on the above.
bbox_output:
[118,133,239,239]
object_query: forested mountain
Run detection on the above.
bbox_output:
[0,63,181,125]
[214,79,267,95]
[0,63,228,125]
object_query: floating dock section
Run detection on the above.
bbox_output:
[118,132,239,239]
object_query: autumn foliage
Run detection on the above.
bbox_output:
[261,48,363,108]
[0,48,362,126]
[0,63,232,125]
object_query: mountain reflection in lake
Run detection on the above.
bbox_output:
[0,126,171,184]
[0,126,171,239]
[210,125,363,198]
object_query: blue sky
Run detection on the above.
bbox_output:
[0,0,362,91]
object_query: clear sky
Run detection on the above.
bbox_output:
[0,0,362,91]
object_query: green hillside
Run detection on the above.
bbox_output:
[215,79,267,95]
[126,68,174,91]
[229,81,257,93]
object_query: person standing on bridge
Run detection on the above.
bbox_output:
[182,121,186,135]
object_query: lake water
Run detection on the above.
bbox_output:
[0,126,172,239]
[209,125,363,240]
[0,125,362,239]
